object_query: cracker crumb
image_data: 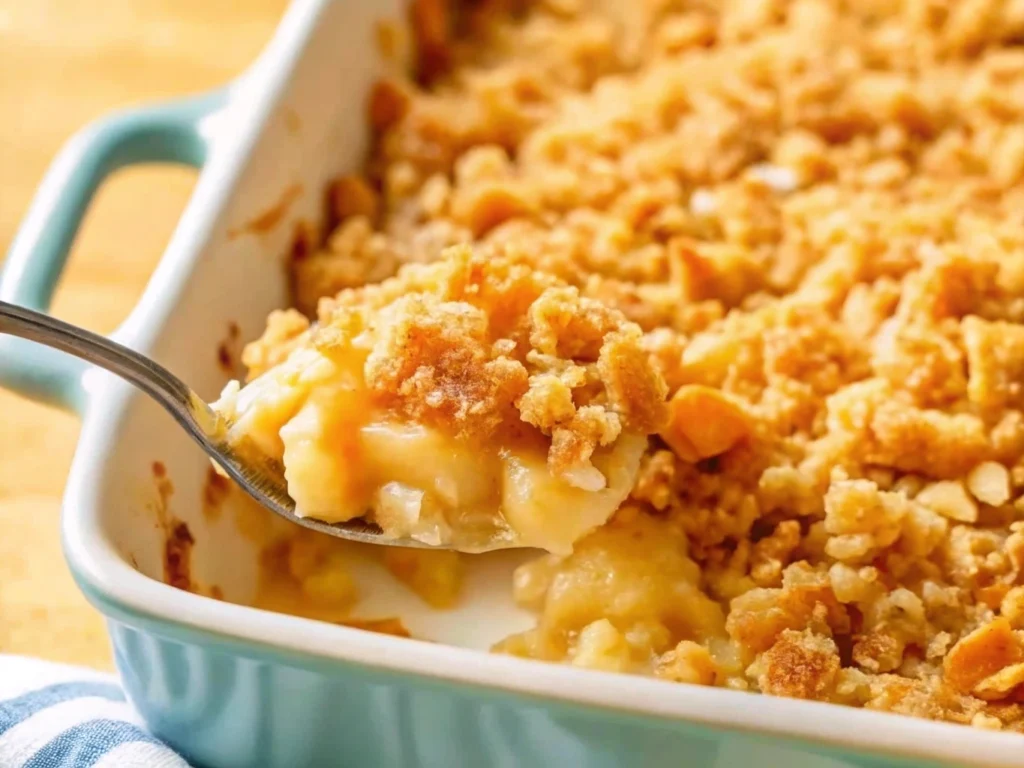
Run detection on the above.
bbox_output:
[967,461,1012,507]
[655,640,718,686]
[752,629,841,701]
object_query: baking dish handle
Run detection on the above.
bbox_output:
[0,89,227,413]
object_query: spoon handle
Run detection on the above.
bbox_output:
[0,300,437,549]
[0,299,218,448]
[0,299,313,531]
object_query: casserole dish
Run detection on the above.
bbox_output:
[3,0,1024,765]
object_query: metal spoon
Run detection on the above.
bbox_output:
[0,299,438,549]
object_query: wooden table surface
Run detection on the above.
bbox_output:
[0,0,287,670]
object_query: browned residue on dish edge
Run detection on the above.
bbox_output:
[228,183,304,239]
[151,460,173,527]
[375,19,405,63]
[409,0,452,85]
[151,460,194,592]
[164,520,195,591]
[283,107,302,135]
[202,465,232,521]
[216,344,232,373]
[288,221,315,264]
[216,320,243,375]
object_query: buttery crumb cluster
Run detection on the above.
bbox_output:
[253,0,1024,730]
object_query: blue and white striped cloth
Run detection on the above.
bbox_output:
[0,655,189,768]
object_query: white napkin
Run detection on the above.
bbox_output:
[0,654,190,768]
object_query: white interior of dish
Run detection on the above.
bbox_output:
[86,0,535,649]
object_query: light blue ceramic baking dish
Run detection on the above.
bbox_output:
[2,1,1021,766]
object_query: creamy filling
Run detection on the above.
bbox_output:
[213,351,644,553]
